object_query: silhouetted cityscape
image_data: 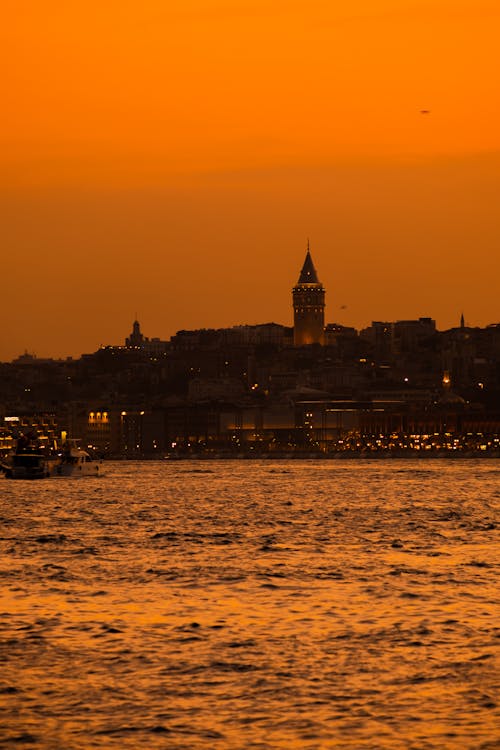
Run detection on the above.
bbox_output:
[2,249,500,457]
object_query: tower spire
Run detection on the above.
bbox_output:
[297,243,320,284]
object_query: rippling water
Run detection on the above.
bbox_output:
[1,460,499,749]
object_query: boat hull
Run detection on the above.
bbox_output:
[5,466,49,479]
[55,462,102,477]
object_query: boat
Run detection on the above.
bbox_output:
[1,448,59,479]
[55,440,102,477]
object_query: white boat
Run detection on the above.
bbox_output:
[55,441,102,477]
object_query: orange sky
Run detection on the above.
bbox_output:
[2,0,499,359]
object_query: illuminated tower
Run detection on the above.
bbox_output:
[293,245,325,346]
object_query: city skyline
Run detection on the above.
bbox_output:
[2,239,495,363]
[2,1,500,361]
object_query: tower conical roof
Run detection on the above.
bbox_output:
[297,248,320,284]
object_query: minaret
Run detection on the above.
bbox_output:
[292,244,325,346]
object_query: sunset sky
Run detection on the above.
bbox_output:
[2,0,499,360]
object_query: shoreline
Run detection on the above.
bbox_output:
[110,450,500,461]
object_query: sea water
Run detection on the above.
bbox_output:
[0,460,498,749]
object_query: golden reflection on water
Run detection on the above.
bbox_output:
[0,460,498,749]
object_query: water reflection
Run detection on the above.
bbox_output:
[0,460,498,748]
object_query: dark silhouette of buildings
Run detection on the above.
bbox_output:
[126,319,144,347]
[125,319,169,355]
[2,245,500,457]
